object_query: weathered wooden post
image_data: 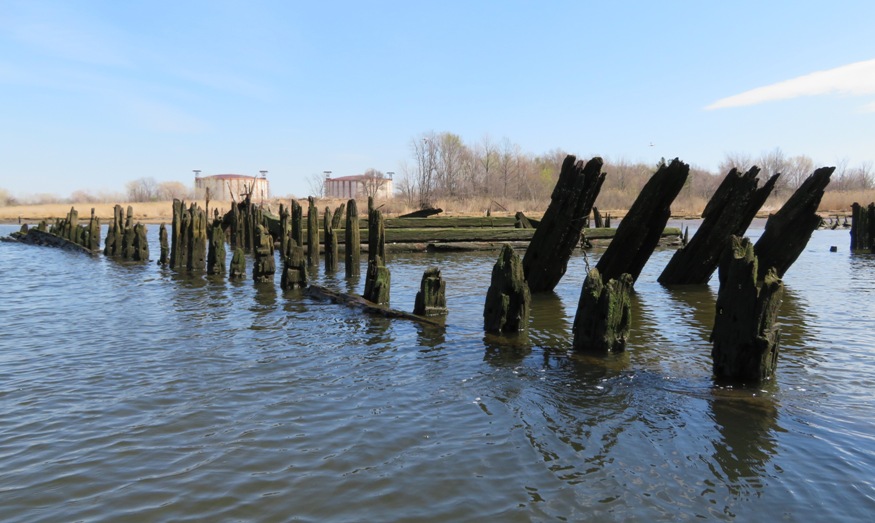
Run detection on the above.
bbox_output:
[571,269,633,352]
[170,199,184,268]
[291,199,303,249]
[345,199,360,277]
[187,203,207,271]
[307,196,319,266]
[484,244,531,333]
[133,223,149,261]
[711,236,783,382]
[414,267,448,316]
[850,202,874,253]
[592,207,604,228]
[105,204,124,257]
[86,208,100,252]
[279,203,291,259]
[324,206,338,272]
[252,223,275,282]
[596,158,690,283]
[229,248,246,279]
[121,206,135,259]
[158,224,169,266]
[363,255,390,304]
[281,239,308,290]
[331,203,346,230]
[754,166,833,280]
[658,167,779,285]
[207,220,226,275]
[368,208,386,263]
[523,155,605,292]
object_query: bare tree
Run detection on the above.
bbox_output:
[126,177,159,202]
[411,133,439,208]
[308,172,326,198]
[157,181,192,201]
[360,168,388,198]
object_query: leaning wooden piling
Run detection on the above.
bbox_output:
[711,236,783,382]
[596,158,690,283]
[484,244,531,334]
[523,155,605,293]
[658,167,779,285]
[753,166,833,280]
[345,199,361,277]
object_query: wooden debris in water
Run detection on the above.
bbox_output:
[754,167,833,280]
[414,267,448,316]
[523,155,605,293]
[711,236,783,382]
[484,244,531,333]
[572,268,633,352]
[659,167,778,285]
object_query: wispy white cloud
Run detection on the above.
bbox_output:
[706,58,875,110]
[115,96,210,134]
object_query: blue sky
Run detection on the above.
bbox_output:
[2,0,874,198]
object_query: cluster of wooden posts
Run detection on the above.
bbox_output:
[7,154,866,384]
[482,156,836,383]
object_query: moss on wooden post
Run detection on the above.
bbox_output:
[122,206,135,259]
[187,203,207,271]
[571,268,633,352]
[368,208,386,263]
[279,203,291,259]
[133,223,149,261]
[414,267,448,316]
[87,208,100,252]
[170,199,184,268]
[324,206,338,272]
[207,220,226,275]
[252,224,275,282]
[229,247,246,279]
[281,239,308,290]
[484,244,531,333]
[711,236,784,382]
[345,199,360,277]
[363,255,391,304]
[291,199,303,250]
[307,196,319,267]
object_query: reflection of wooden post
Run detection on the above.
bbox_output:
[712,236,783,382]
[345,199,360,277]
[484,244,530,333]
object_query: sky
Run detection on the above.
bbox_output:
[2,0,874,199]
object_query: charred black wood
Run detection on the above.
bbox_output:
[523,155,606,292]
[850,202,875,253]
[399,208,443,218]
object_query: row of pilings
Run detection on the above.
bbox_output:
[482,155,836,384]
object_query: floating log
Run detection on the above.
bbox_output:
[523,155,605,293]
[307,285,443,326]
[307,196,319,267]
[711,236,783,382]
[754,166,833,280]
[414,267,448,316]
[281,240,308,290]
[658,167,779,285]
[850,202,875,253]
[571,268,633,352]
[345,199,360,277]
[596,158,690,283]
[363,255,390,304]
[399,207,443,218]
[252,224,275,282]
[324,206,338,273]
[229,248,246,279]
[484,244,531,334]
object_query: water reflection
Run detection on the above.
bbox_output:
[708,388,780,488]
[528,291,572,352]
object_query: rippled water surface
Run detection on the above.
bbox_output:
[1,223,874,522]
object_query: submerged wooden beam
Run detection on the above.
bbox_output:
[307,285,443,326]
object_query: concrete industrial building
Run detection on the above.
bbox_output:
[194,173,270,202]
[324,173,394,200]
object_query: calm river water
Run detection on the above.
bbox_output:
[1,222,873,522]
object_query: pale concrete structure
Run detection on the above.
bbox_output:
[325,174,393,200]
[194,174,270,202]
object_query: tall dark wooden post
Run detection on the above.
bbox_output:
[368,208,386,263]
[345,199,360,277]
[324,206,338,272]
[850,202,875,253]
[484,244,531,334]
[307,196,319,266]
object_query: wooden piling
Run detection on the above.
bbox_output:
[414,267,448,316]
[484,244,531,333]
[158,224,169,266]
[207,219,226,275]
[324,206,338,272]
[281,239,308,290]
[368,208,386,263]
[711,236,783,382]
[307,196,319,266]
[229,248,246,279]
[363,255,391,304]
[850,202,875,253]
[252,224,275,282]
[187,203,207,271]
[571,269,633,352]
[754,167,833,280]
[291,199,303,250]
[345,199,360,277]
[523,155,605,293]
